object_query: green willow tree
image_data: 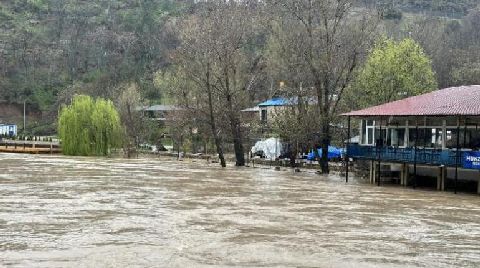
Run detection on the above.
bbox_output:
[58,95,122,156]
[354,38,437,108]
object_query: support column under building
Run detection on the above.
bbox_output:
[441,167,447,191]
[370,160,375,184]
[377,162,381,186]
[477,180,480,195]
[400,163,408,186]
[437,166,443,191]
[477,171,480,195]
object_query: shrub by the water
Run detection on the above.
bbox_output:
[58,95,122,156]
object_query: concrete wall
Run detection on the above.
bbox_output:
[259,106,288,124]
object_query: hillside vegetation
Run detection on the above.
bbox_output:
[364,0,479,17]
[0,0,479,136]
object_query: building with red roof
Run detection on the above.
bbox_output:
[344,85,480,117]
[342,85,480,194]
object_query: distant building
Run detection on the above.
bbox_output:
[0,124,17,137]
[138,105,181,121]
[257,97,289,124]
[240,106,260,126]
[244,97,317,124]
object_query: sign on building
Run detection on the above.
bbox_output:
[463,151,480,170]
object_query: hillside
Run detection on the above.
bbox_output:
[0,0,191,105]
[1,0,480,135]
[363,0,480,17]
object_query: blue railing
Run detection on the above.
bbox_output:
[347,144,463,167]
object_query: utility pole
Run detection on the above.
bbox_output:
[23,100,26,136]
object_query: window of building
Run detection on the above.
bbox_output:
[374,129,387,146]
[432,128,443,148]
[445,129,458,149]
[468,129,480,149]
[387,128,405,147]
[443,128,480,149]
[261,109,267,123]
[364,120,375,145]
[361,120,376,145]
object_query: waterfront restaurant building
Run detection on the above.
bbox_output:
[343,85,480,194]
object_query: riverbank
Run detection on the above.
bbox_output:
[138,150,348,174]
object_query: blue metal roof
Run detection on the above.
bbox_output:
[257,98,288,107]
[257,97,317,107]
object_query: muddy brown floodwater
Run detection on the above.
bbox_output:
[1,154,480,267]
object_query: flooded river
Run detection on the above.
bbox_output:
[0,154,480,267]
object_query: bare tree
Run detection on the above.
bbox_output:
[171,15,227,166]
[272,90,319,167]
[267,0,378,173]
[116,83,145,158]
[171,1,262,167]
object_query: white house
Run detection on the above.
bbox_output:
[0,124,17,137]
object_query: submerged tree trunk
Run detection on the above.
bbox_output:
[206,70,226,167]
[210,110,226,167]
[319,121,330,174]
[229,115,245,166]
[315,80,330,174]
[124,102,137,158]
[223,64,245,166]
[212,130,226,167]
[289,143,297,168]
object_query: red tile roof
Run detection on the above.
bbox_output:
[343,85,480,117]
